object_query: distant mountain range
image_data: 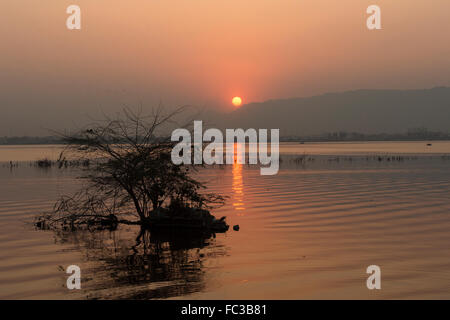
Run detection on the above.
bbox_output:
[212,87,450,136]
[2,87,450,144]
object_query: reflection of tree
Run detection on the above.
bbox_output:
[54,226,226,299]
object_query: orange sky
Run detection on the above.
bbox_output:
[0,0,449,135]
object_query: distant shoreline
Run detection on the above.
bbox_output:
[2,138,450,146]
[280,138,450,143]
[2,128,450,145]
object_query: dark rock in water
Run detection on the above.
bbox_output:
[233,225,240,231]
[35,220,44,229]
[142,207,229,233]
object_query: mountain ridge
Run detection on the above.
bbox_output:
[219,87,450,136]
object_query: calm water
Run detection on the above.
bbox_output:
[1,142,450,299]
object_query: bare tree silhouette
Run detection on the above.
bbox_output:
[36,106,227,232]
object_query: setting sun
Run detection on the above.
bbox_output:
[232,97,243,107]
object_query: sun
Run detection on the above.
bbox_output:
[232,96,242,107]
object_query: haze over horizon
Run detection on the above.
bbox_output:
[1,0,450,136]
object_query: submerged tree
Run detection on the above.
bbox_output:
[37,106,227,231]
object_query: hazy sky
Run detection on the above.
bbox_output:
[1,0,449,135]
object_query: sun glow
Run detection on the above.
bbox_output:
[232,96,243,107]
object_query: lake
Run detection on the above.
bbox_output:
[1,141,450,299]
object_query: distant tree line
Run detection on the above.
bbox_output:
[281,128,450,142]
[2,127,450,145]
[0,136,63,145]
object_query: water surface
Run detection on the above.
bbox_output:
[1,142,450,299]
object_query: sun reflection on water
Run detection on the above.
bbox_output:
[232,143,245,214]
